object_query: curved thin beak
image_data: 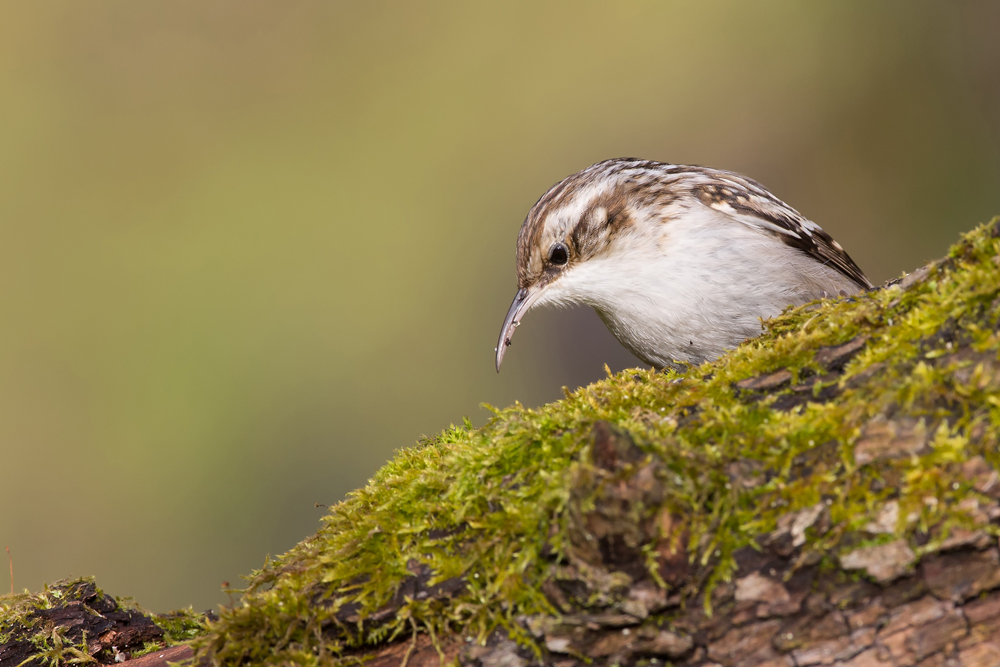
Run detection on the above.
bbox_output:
[495,287,541,372]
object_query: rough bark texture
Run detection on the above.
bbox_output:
[0,580,206,667]
[457,426,1000,667]
[0,581,165,667]
[331,421,1000,667]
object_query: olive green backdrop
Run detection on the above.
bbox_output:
[1,1,998,611]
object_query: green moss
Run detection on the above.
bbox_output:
[0,578,104,646]
[153,608,211,645]
[1,577,211,666]
[0,579,114,665]
[190,219,999,665]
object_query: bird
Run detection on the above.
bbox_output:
[494,158,872,372]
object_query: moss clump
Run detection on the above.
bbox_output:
[189,219,998,666]
[0,577,210,666]
[153,608,211,645]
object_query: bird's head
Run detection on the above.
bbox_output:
[495,159,676,371]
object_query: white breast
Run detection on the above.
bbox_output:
[535,206,862,368]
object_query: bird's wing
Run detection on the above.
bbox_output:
[689,172,873,290]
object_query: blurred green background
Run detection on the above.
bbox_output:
[1,1,999,612]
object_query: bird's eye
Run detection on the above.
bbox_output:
[549,243,568,266]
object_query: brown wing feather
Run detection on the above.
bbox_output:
[687,168,873,290]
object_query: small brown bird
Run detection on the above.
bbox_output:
[495,158,871,371]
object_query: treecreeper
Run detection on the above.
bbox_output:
[496,158,872,371]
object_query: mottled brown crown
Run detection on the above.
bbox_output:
[513,158,871,291]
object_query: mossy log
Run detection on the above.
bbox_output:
[6,220,1000,667]
[0,579,205,667]
[191,220,1000,667]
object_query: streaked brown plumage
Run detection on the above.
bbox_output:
[497,158,871,371]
